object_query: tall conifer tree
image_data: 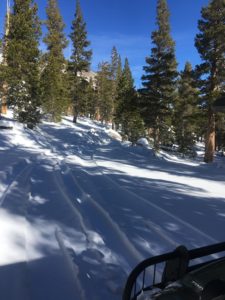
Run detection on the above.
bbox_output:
[85,79,97,119]
[0,40,4,109]
[69,0,92,123]
[110,46,121,129]
[195,0,225,162]
[96,61,113,123]
[111,46,120,82]
[6,0,41,128]
[174,62,200,154]
[41,0,68,122]
[117,58,145,143]
[117,58,135,114]
[141,0,178,150]
[0,1,10,115]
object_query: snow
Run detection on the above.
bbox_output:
[137,137,149,147]
[0,111,225,300]
[106,129,122,141]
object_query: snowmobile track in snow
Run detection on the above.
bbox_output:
[93,160,218,245]
[66,164,179,249]
[55,229,86,300]
[37,126,217,248]
[0,163,33,206]
[53,161,145,265]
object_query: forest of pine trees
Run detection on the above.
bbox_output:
[0,0,224,162]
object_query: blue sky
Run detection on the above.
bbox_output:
[0,0,209,87]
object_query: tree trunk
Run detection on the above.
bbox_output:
[73,114,77,123]
[154,126,160,151]
[95,109,101,121]
[204,109,215,163]
[154,116,160,151]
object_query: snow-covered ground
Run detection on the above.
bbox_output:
[0,111,225,300]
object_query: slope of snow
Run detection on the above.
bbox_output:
[0,111,225,300]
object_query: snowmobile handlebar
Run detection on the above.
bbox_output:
[123,241,225,300]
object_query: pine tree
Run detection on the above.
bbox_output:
[75,77,95,117]
[111,46,120,82]
[69,0,92,123]
[96,61,113,123]
[0,2,10,115]
[116,58,145,143]
[122,111,145,144]
[195,0,225,162]
[116,55,122,85]
[85,78,97,119]
[110,46,120,129]
[41,0,68,122]
[0,39,4,109]
[117,58,135,115]
[113,54,122,129]
[0,38,3,80]
[141,0,178,150]
[6,0,41,128]
[216,113,225,152]
[174,62,200,154]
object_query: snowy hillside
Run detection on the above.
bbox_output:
[0,112,225,300]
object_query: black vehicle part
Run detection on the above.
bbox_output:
[123,241,225,300]
[201,279,225,300]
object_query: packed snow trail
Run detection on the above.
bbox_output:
[69,161,217,247]
[0,113,225,300]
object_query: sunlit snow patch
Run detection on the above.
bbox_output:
[136,138,149,147]
[106,129,122,141]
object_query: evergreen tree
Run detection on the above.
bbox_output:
[216,113,225,152]
[0,39,4,110]
[195,0,225,162]
[96,61,113,123]
[116,55,122,85]
[41,0,68,122]
[111,46,120,82]
[0,38,3,80]
[110,46,120,129]
[122,111,145,144]
[116,58,135,116]
[116,58,145,143]
[69,0,92,123]
[141,0,178,150]
[0,5,10,115]
[85,78,97,119]
[75,77,96,117]
[174,62,200,154]
[113,54,122,129]
[6,0,41,128]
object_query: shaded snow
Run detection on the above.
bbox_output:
[0,111,225,300]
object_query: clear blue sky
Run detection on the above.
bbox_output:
[0,0,209,87]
